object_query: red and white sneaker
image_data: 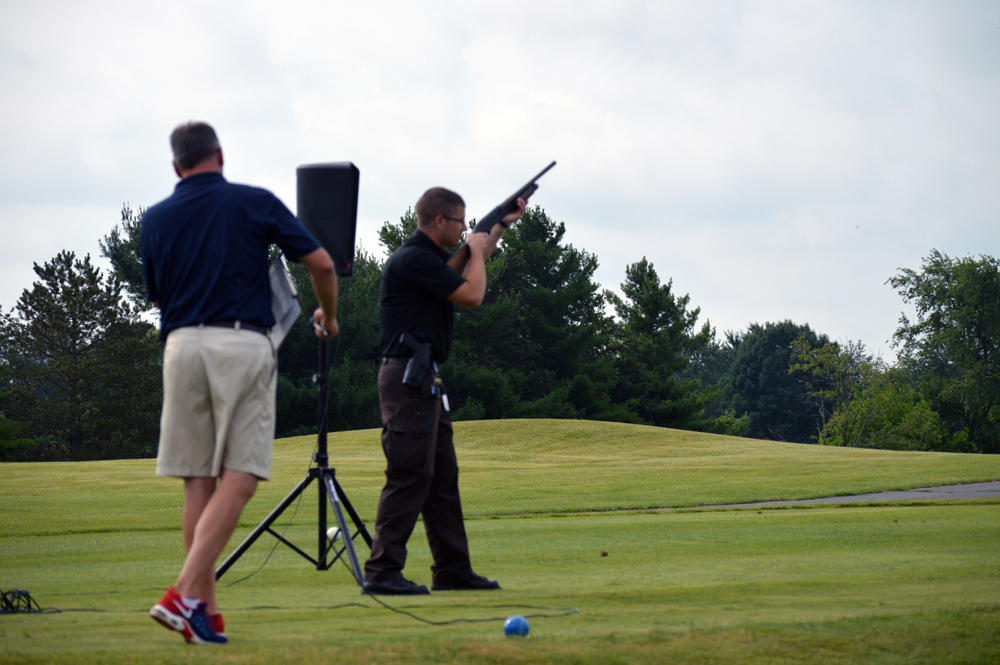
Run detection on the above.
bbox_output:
[150,586,227,645]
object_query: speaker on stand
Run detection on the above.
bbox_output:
[216,162,371,587]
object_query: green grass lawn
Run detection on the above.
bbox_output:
[2,420,999,664]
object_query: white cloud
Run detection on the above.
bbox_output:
[0,0,997,358]
[0,202,118,311]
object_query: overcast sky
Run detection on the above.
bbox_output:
[2,0,997,358]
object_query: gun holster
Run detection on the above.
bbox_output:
[400,333,432,387]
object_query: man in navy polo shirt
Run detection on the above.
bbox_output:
[144,122,339,645]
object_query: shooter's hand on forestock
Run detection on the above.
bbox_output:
[500,197,527,230]
[483,196,525,247]
[313,308,340,339]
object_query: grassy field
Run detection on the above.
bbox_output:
[1,420,999,663]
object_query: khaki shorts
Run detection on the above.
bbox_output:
[156,325,277,480]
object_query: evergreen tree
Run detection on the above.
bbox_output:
[447,206,622,420]
[100,203,152,311]
[606,258,739,431]
[681,330,742,418]
[376,207,418,254]
[0,251,161,460]
[0,393,51,462]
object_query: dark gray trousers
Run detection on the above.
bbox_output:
[363,362,473,584]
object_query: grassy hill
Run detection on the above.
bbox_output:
[2,420,997,538]
[2,420,998,664]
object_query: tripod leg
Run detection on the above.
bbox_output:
[332,476,373,548]
[216,474,315,580]
[322,471,365,586]
[318,472,327,570]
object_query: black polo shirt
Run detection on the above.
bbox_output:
[379,230,466,363]
[141,172,320,340]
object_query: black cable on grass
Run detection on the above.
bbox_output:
[218,602,577,620]
[41,587,165,597]
[16,575,579,625]
[233,600,580,627]
[39,608,108,614]
[7,597,580,626]
[362,594,580,626]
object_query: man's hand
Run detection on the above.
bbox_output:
[300,247,339,338]
[501,198,527,228]
[313,308,340,339]
[464,230,488,257]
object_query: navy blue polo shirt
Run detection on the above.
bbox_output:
[141,172,321,340]
[379,230,466,363]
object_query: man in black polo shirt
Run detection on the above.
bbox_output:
[363,187,526,595]
[143,122,339,644]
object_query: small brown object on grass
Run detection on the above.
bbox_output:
[601,551,608,557]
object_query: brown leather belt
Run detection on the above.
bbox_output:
[203,320,269,335]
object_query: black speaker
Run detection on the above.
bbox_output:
[296,162,359,277]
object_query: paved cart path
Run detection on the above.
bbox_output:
[711,481,1000,508]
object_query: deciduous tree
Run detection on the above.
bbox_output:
[790,338,952,450]
[889,250,1000,453]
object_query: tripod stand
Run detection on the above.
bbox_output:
[215,334,371,586]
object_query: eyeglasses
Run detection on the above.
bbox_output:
[440,213,466,225]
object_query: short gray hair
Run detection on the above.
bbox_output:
[170,122,220,171]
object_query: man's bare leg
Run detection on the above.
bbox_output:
[182,477,218,610]
[175,469,258,614]
[184,477,216,550]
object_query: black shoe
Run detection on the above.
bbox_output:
[362,577,430,596]
[431,573,501,591]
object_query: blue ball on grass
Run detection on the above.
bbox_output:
[503,615,530,637]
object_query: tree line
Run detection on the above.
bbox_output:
[1,204,996,461]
